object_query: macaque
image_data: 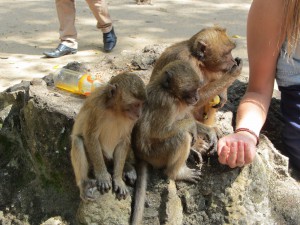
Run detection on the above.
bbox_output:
[131,61,203,225]
[150,26,242,126]
[70,72,146,201]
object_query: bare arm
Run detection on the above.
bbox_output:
[217,0,286,168]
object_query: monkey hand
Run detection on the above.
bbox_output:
[195,123,220,153]
[96,172,112,194]
[204,127,219,154]
[189,148,204,166]
[113,177,129,200]
[181,167,202,184]
[191,136,210,155]
[227,57,243,78]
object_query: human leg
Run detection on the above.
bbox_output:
[280,85,300,170]
[85,0,117,51]
[44,0,78,57]
[56,0,78,48]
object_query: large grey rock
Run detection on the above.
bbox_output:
[0,45,299,225]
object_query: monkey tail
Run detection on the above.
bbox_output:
[131,160,148,225]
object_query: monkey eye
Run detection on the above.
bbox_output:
[132,102,143,109]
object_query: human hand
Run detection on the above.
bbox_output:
[217,131,257,168]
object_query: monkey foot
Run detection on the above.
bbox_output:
[113,178,129,200]
[96,174,112,194]
[81,179,97,202]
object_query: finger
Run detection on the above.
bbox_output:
[227,142,238,168]
[218,145,229,165]
[217,137,226,155]
[236,141,245,167]
[244,142,256,164]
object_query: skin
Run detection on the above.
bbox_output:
[217,0,286,168]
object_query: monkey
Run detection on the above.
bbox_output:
[70,72,146,202]
[131,61,205,225]
[149,26,242,126]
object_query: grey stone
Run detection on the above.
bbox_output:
[0,45,299,225]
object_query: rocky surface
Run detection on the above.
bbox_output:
[0,45,299,225]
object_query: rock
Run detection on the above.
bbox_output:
[0,45,299,225]
[164,180,183,225]
[40,216,68,225]
[77,191,132,225]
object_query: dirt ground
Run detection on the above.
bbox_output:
[0,0,251,92]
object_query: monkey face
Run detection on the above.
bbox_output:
[123,100,144,121]
[200,43,236,73]
[160,61,201,106]
[192,26,237,73]
[182,88,200,105]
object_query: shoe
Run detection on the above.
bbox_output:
[103,27,117,52]
[43,44,77,58]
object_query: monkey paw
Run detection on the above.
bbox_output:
[80,179,97,202]
[96,173,112,194]
[189,148,204,165]
[184,168,202,184]
[113,178,129,200]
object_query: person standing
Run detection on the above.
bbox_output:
[44,0,117,58]
[217,0,300,171]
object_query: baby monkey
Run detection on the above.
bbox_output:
[70,73,146,201]
[131,61,202,225]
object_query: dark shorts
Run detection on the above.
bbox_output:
[279,85,300,170]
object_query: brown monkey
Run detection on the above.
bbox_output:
[70,72,146,201]
[131,61,204,225]
[150,26,242,125]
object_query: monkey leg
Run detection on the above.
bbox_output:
[85,136,112,194]
[113,141,130,200]
[71,135,97,201]
[165,134,201,183]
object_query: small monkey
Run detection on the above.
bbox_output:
[131,61,203,225]
[150,26,242,126]
[70,72,146,201]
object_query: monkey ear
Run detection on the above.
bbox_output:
[107,84,118,98]
[196,40,207,60]
[162,71,173,89]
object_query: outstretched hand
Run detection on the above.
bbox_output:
[217,132,257,168]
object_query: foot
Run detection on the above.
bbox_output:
[103,27,117,52]
[43,44,77,58]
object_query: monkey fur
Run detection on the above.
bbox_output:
[70,72,146,201]
[149,26,242,156]
[131,61,203,225]
[150,26,242,125]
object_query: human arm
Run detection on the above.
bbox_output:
[217,0,286,168]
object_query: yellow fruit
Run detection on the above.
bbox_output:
[209,95,220,107]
